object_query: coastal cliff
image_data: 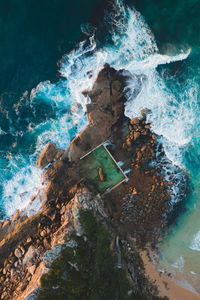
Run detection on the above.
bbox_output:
[0,64,171,299]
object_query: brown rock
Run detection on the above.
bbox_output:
[19,246,25,255]
[1,291,7,299]
[11,209,21,223]
[36,142,64,169]
[47,209,57,222]
[2,218,10,229]
[141,130,148,135]
[27,265,36,275]
[60,205,66,215]
[134,132,140,140]
[46,227,51,235]
[141,146,146,152]
[126,137,131,146]
[43,238,51,250]
[65,65,127,162]
[14,248,22,259]
[10,268,15,277]
[40,230,46,238]
[23,245,37,266]
[26,237,32,244]
[152,134,157,141]
[130,118,139,125]
[137,152,142,160]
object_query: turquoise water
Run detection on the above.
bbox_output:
[0,0,200,293]
[0,0,102,216]
[80,145,126,193]
[131,0,200,294]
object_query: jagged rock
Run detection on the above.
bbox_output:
[1,291,7,299]
[14,261,18,268]
[130,118,139,125]
[64,64,128,161]
[45,208,56,221]
[2,218,10,229]
[36,142,63,169]
[40,230,46,237]
[19,246,25,255]
[10,268,15,277]
[23,246,37,266]
[14,248,22,259]
[27,265,36,275]
[43,238,51,250]
[134,132,140,140]
[46,227,50,236]
[60,205,66,215]
[11,209,21,223]
[26,237,32,244]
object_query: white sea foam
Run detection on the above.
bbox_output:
[3,164,43,217]
[0,128,6,135]
[23,189,46,217]
[190,230,200,251]
[174,278,198,295]
[172,256,185,269]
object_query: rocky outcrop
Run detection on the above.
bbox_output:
[0,187,109,300]
[36,141,63,169]
[0,64,172,299]
[33,64,131,210]
[63,64,129,162]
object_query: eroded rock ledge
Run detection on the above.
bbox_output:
[0,64,170,299]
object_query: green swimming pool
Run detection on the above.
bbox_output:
[80,145,126,193]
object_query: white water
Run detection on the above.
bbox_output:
[190,230,200,251]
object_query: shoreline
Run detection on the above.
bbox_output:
[141,250,200,300]
[0,64,191,299]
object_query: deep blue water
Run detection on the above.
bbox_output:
[0,0,200,294]
[0,0,103,216]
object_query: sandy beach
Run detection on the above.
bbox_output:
[141,250,200,300]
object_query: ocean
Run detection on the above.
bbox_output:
[0,0,200,294]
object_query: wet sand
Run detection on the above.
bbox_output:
[141,250,200,300]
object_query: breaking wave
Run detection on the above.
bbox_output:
[2,0,191,217]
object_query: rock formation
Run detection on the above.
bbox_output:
[0,64,171,299]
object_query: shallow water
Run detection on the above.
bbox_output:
[0,0,200,293]
[131,0,200,294]
[80,145,126,193]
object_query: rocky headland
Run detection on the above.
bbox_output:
[0,64,172,299]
